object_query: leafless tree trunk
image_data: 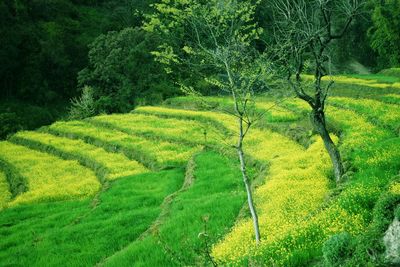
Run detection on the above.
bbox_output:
[237,116,261,243]
[225,60,261,243]
[270,0,363,182]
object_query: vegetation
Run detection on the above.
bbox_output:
[1,0,400,266]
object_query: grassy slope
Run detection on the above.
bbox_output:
[0,169,184,266]
[46,120,199,169]
[0,170,11,209]
[10,131,148,181]
[104,151,245,266]
[0,72,398,266]
[0,142,99,206]
[156,80,399,266]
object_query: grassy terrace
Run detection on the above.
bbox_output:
[104,152,245,266]
[90,113,223,147]
[0,72,399,266]
[0,142,99,207]
[46,120,200,169]
[10,131,148,182]
[0,170,11,209]
[328,97,400,133]
[0,169,184,266]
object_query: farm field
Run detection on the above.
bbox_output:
[0,73,399,266]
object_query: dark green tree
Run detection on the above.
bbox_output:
[78,27,176,113]
[368,0,400,68]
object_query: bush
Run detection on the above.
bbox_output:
[395,206,400,220]
[68,86,96,120]
[322,232,353,267]
[0,112,23,139]
[379,68,400,78]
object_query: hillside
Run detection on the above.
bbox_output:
[0,74,399,266]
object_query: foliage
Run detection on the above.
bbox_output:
[368,0,400,68]
[0,112,23,139]
[0,0,157,102]
[68,86,96,120]
[78,27,176,113]
[0,101,63,140]
[322,232,353,267]
[144,0,266,95]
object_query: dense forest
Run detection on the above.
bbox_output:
[0,0,399,138]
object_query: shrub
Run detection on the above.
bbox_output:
[0,112,22,139]
[395,206,400,220]
[69,86,95,120]
[322,232,353,267]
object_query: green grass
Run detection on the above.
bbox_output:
[0,72,399,266]
[103,151,246,266]
[0,157,27,199]
[344,74,400,83]
[379,94,400,105]
[0,168,184,266]
[378,67,400,78]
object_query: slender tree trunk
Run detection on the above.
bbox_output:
[310,110,344,182]
[237,117,261,244]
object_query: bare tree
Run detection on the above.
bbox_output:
[186,2,266,244]
[145,0,267,243]
[269,0,364,182]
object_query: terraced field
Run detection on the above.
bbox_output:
[0,73,399,266]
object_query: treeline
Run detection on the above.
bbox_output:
[1,0,399,138]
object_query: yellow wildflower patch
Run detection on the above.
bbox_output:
[326,106,388,150]
[91,113,222,145]
[48,120,200,167]
[390,182,400,195]
[212,136,332,263]
[0,142,99,207]
[13,131,148,180]
[256,101,300,122]
[330,97,400,130]
[303,74,393,89]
